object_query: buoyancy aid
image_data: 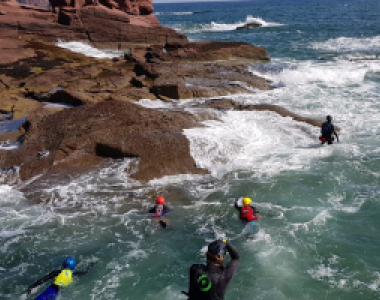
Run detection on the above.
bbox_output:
[152,204,164,217]
[53,269,73,287]
[322,122,332,136]
[240,206,258,222]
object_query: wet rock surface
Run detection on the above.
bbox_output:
[0,101,208,182]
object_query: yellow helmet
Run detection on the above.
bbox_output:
[243,197,252,206]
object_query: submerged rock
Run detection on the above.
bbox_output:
[236,22,262,30]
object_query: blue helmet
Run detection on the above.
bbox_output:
[326,115,332,122]
[63,257,76,270]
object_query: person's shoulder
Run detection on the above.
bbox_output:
[148,206,156,212]
[190,264,207,276]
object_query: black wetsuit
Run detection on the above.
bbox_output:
[321,121,339,145]
[187,242,240,300]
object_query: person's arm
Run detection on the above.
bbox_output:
[163,205,171,214]
[334,131,339,142]
[234,199,241,211]
[251,206,259,220]
[332,125,339,142]
[187,264,202,298]
[224,242,240,281]
[26,270,60,294]
[73,261,96,277]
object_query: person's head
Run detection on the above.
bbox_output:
[243,197,252,207]
[206,240,227,265]
[156,196,165,205]
[326,115,332,123]
[63,257,76,270]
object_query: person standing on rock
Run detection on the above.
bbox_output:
[183,240,240,300]
[320,115,339,145]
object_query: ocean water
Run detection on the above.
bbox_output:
[2,0,380,299]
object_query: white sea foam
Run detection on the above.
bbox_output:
[311,35,380,53]
[184,110,321,178]
[177,15,283,33]
[56,41,125,58]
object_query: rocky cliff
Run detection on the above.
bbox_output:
[0,0,187,48]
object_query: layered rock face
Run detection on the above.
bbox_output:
[0,0,187,47]
[50,0,154,16]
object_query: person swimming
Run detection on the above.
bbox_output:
[26,257,95,300]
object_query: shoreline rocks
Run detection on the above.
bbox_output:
[0,1,324,186]
[0,2,187,47]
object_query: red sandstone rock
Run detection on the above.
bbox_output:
[0,3,188,47]
[0,101,208,182]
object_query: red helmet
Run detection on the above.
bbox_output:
[156,196,165,205]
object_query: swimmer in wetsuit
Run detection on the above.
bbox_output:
[235,197,260,236]
[320,115,339,145]
[185,240,240,300]
[148,196,171,228]
[148,196,171,217]
[26,257,95,300]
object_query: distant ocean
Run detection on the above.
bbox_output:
[1,0,380,299]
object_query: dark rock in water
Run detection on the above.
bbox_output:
[196,98,341,131]
[236,22,261,30]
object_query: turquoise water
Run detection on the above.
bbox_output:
[1,0,380,299]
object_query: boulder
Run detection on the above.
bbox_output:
[138,61,272,100]
[0,101,208,182]
[159,42,270,62]
[236,22,261,30]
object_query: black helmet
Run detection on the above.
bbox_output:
[326,115,332,122]
[207,240,227,263]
